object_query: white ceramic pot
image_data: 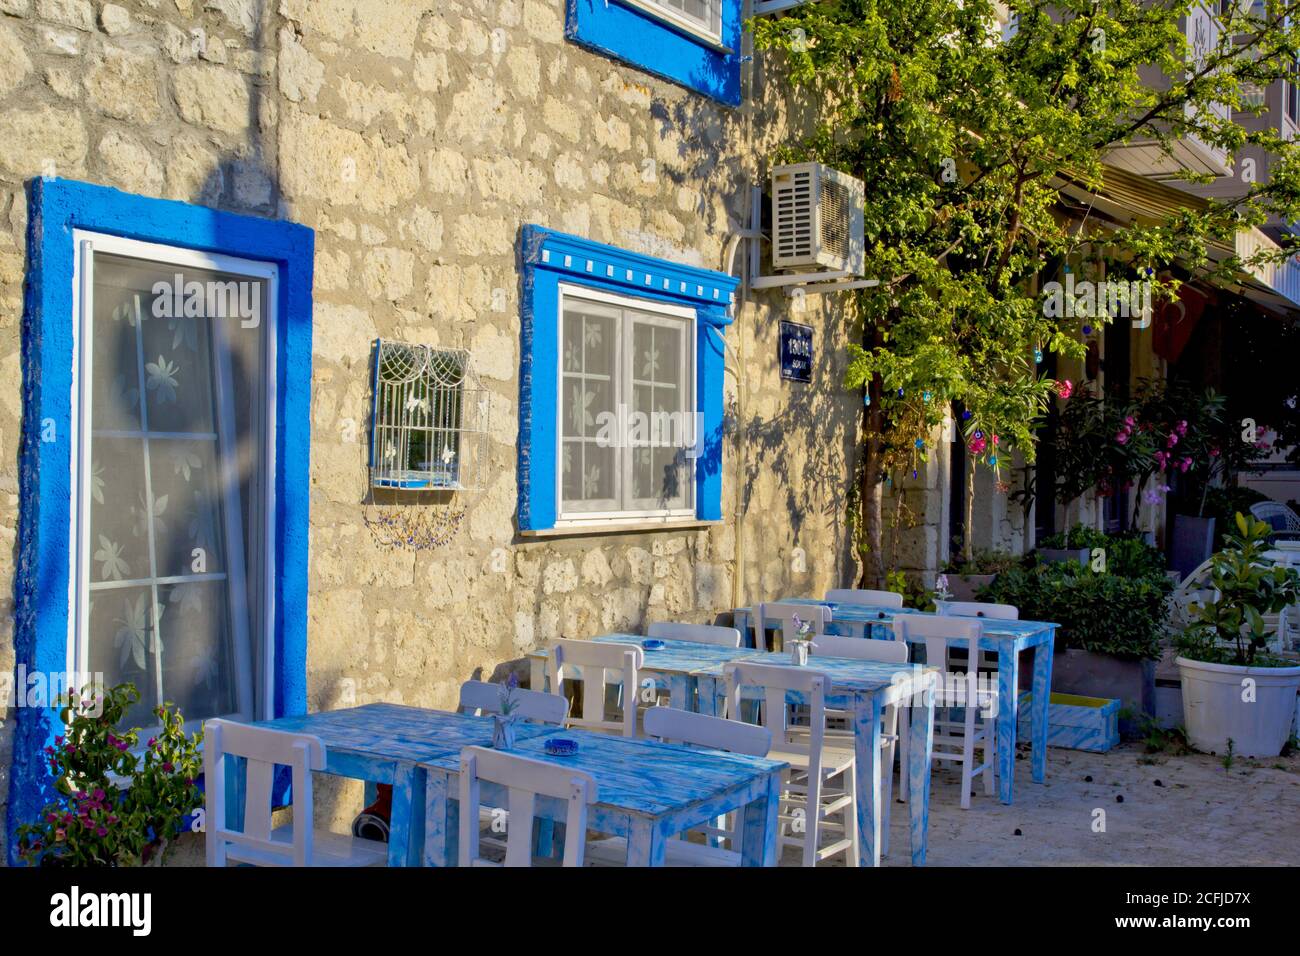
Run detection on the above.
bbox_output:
[1176,655,1300,757]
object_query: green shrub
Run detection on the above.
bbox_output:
[983,560,1171,660]
[1034,524,1168,579]
[941,549,1023,575]
[1200,486,1269,549]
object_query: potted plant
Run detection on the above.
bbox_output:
[492,673,521,749]
[1035,527,1092,567]
[939,551,1019,602]
[1174,513,1300,758]
[17,682,203,867]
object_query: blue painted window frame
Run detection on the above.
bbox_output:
[565,0,743,106]
[518,224,737,531]
[9,178,314,862]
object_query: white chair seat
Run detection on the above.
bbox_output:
[585,835,740,867]
[226,825,387,867]
[768,744,855,777]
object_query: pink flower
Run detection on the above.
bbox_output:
[1209,446,1220,457]
[968,436,987,454]
[1179,457,1192,473]
[1166,433,1179,448]
[1054,380,1073,399]
[1125,416,1136,426]
[1115,431,1128,445]
[1176,420,1188,435]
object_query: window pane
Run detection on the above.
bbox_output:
[628,315,692,511]
[84,251,266,726]
[561,301,620,512]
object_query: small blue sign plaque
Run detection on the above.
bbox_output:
[779,321,813,383]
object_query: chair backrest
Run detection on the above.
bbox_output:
[723,662,829,776]
[551,639,644,737]
[204,719,325,867]
[824,588,904,609]
[644,706,772,756]
[812,633,909,663]
[936,600,1019,621]
[458,679,569,725]
[1251,501,1300,533]
[894,614,983,679]
[756,602,830,650]
[458,746,597,867]
[647,620,742,648]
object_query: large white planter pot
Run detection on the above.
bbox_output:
[1176,656,1300,758]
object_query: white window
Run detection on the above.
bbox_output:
[558,285,696,526]
[623,0,723,45]
[71,233,276,731]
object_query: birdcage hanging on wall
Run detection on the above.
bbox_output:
[368,340,489,492]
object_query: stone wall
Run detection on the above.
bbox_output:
[0,0,864,846]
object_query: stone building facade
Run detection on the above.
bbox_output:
[0,0,918,852]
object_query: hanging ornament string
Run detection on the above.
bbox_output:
[363,501,465,551]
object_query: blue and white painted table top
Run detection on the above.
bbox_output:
[421,725,786,819]
[735,599,1059,648]
[254,702,552,763]
[525,633,755,674]
[709,649,926,694]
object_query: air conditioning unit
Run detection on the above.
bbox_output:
[770,162,865,276]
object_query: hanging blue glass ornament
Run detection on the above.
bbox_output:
[897,387,905,398]
[1034,347,1043,364]
[922,391,932,402]
[962,410,972,420]
[915,438,925,449]
[1082,324,1093,336]
[989,455,998,466]
[912,469,918,478]
[863,393,871,406]
[974,429,984,439]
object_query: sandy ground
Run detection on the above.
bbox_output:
[849,742,1300,867]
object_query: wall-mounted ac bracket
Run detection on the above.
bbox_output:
[744,185,881,299]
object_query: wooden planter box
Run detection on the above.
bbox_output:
[946,573,996,602]
[1017,691,1121,753]
[1050,646,1156,735]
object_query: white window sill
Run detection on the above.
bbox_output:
[521,518,722,539]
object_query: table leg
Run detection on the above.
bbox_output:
[907,675,934,866]
[997,646,1021,804]
[423,770,453,867]
[669,674,689,710]
[697,676,719,716]
[387,762,422,867]
[625,818,668,866]
[1030,637,1054,785]
[852,691,884,867]
[740,772,781,866]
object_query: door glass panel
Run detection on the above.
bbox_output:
[85,252,266,728]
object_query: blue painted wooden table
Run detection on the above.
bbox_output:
[695,650,938,867]
[527,634,755,710]
[733,600,1059,806]
[420,725,788,866]
[252,703,551,866]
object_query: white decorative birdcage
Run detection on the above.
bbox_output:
[369,340,488,492]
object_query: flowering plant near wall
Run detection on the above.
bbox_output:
[1052,378,1224,525]
[17,683,204,867]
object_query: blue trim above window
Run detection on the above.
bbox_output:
[565,0,743,106]
[9,178,314,863]
[518,224,736,532]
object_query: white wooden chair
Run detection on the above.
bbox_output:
[804,635,907,826]
[825,588,904,608]
[894,615,995,810]
[550,639,644,737]
[723,661,857,867]
[755,601,830,651]
[647,620,743,647]
[458,746,597,867]
[586,707,773,867]
[824,589,904,638]
[937,599,1018,670]
[204,719,386,868]
[458,679,569,725]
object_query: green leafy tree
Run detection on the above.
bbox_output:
[753,0,1300,585]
